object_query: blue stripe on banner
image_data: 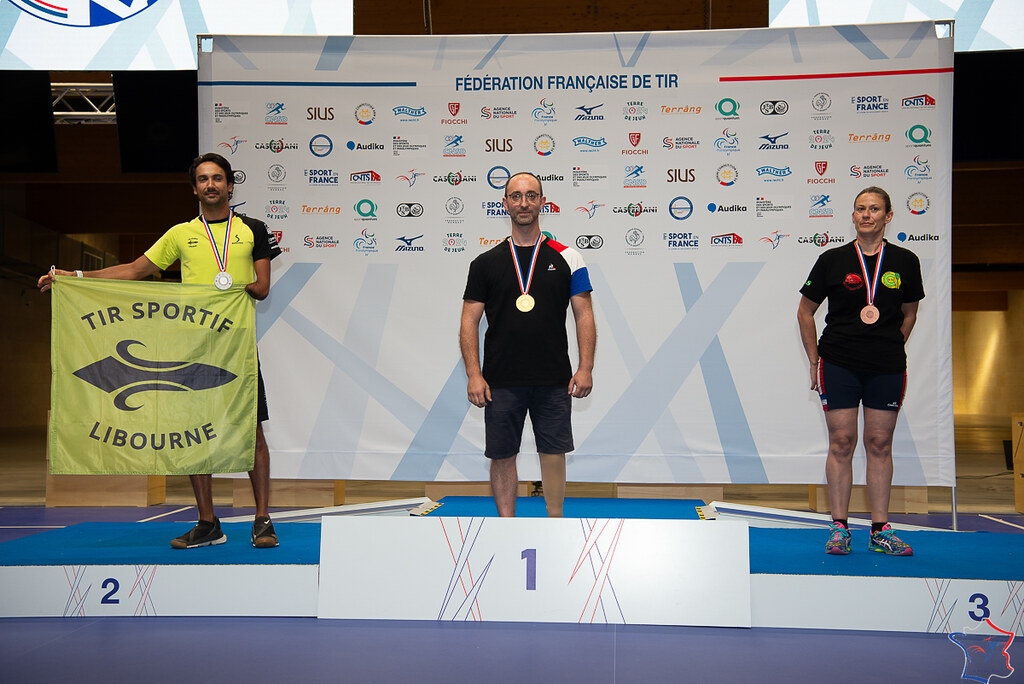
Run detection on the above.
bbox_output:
[280,307,480,458]
[613,32,650,68]
[208,36,261,70]
[257,262,320,341]
[578,262,763,479]
[586,264,703,482]
[302,265,396,477]
[473,35,509,70]
[895,20,936,59]
[833,25,889,60]
[315,36,355,71]
[677,264,768,483]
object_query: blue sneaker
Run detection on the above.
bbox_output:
[825,522,851,555]
[869,523,913,556]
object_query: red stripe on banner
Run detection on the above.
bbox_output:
[720,67,954,83]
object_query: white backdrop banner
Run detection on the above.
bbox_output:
[198,22,954,485]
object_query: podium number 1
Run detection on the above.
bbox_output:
[521,548,537,590]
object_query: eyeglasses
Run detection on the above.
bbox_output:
[505,191,541,203]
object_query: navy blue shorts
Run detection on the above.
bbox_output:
[817,359,906,412]
[484,386,574,459]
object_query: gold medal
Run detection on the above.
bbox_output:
[516,294,535,312]
[860,304,879,324]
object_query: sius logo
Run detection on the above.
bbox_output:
[666,168,696,183]
[484,138,513,153]
[306,106,334,121]
[12,0,158,26]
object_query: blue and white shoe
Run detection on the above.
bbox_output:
[825,522,851,555]
[869,523,913,556]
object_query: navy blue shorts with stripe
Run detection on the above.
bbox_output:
[817,359,906,412]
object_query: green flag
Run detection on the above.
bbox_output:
[49,277,257,475]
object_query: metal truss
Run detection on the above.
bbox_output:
[51,83,116,124]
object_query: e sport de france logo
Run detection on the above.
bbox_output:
[8,0,161,27]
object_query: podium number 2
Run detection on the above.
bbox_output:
[521,549,537,590]
[101,578,120,604]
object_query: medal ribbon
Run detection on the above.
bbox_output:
[855,241,885,309]
[201,211,233,274]
[509,235,543,296]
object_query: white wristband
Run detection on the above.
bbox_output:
[75,270,83,278]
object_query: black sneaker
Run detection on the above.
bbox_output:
[252,516,279,548]
[170,518,226,549]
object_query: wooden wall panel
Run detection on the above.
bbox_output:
[355,0,766,35]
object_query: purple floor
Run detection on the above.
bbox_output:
[0,616,1007,684]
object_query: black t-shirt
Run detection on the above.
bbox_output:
[463,238,590,387]
[800,240,924,373]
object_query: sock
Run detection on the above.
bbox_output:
[832,519,848,529]
[871,522,887,533]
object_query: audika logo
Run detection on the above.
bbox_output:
[75,340,235,412]
[9,0,159,26]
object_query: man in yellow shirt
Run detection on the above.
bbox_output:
[39,152,282,549]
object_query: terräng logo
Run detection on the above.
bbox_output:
[74,340,237,411]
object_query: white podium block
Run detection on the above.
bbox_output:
[318,516,751,627]
[0,564,319,617]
